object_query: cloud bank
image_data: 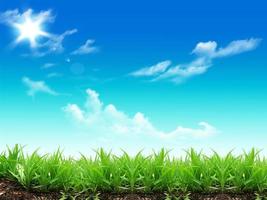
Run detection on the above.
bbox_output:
[64,89,217,139]
[130,38,261,83]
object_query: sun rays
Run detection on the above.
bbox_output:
[12,9,51,48]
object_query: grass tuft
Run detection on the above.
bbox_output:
[0,145,267,196]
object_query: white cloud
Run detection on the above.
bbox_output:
[192,38,261,58]
[130,60,171,77]
[130,38,261,84]
[0,9,54,26]
[65,104,85,122]
[192,41,217,57]
[64,89,217,139]
[0,9,20,24]
[71,39,98,55]
[22,77,58,96]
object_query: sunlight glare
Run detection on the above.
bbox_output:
[14,15,48,48]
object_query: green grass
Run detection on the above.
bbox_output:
[0,145,267,196]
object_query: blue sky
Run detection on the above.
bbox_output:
[0,0,267,155]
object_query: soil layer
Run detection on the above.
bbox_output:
[0,179,262,200]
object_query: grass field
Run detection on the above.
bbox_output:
[0,145,267,199]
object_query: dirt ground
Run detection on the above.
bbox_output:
[100,193,257,200]
[0,179,261,200]
[0,179,59,200]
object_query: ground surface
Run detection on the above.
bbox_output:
[0,179,260,200]
[0,179,59,200]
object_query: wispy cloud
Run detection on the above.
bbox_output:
[0,9,54,26]
[71,39,98,55]
[153,57,211,83]
[22,77,58,96]
[41,63,56,69]
[46,73,62,78]
[34,29,78,56]
[64,89,217,139]
[130,60,171,77]
[192,38,261,58]
[130,38,261,84]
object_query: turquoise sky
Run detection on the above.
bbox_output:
[0,1,267,155]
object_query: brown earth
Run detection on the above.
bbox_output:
[189,193,257,200]
[99,193,261,200]
[0,179,262,200]
[0,179,59,200]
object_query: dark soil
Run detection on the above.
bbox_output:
[189,192,257,200]
[0,179,263,200]
[99,193,166,200]
[99,192,261,200]
[0,179,60,200]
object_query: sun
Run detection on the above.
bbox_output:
[14,14,49,48]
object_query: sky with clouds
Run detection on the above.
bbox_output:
[0,0,267,155]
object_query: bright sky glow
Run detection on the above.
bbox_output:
[14,12,49,47]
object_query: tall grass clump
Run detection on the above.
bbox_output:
[0,145,266,195]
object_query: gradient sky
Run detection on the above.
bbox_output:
[0,0,267,155]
